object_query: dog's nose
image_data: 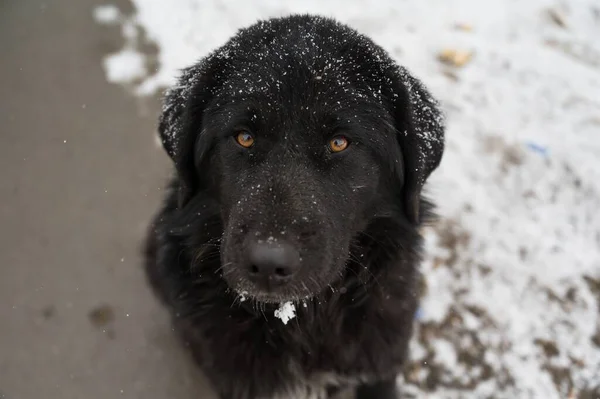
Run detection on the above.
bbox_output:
[247,241,300,285]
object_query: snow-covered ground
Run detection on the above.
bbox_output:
[94,1,600,397]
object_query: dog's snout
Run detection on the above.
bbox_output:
[247,241,300,285]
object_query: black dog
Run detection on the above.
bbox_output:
[144,14,444,399]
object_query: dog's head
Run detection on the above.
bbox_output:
[159,15,444,303]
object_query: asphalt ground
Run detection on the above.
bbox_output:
[0,0,218,398]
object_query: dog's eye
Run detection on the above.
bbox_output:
[235,131,255,148]
[328,136,349,153]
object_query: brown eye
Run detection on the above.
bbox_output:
[235,131,254,148]
[329,136,349,153]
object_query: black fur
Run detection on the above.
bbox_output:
[144,15,444,399]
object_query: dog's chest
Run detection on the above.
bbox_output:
[195,290,413,398]
[269,371,366,399]
[262,338,381,399]
[269,384,327,399]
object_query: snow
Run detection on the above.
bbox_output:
[92,4,120,25]
[95,1,600,397]
[433,339,458,369]
[103,48,146,84]
[274,301,296,325]
[239,291,248,302]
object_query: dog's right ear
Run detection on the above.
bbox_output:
[158,57,226,209]
[386,66,445,224]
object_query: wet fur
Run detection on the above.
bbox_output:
[144,14,444,399]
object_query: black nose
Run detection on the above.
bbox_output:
[247,241,300,285]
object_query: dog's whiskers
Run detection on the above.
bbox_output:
[213,261,232,275]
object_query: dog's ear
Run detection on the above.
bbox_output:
[387,67,445,224]
[158,58,225,208]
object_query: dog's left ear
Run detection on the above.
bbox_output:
[386,67,445,224]
[158,57,226,208]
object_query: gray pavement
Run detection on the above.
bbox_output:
[0,1,217,398]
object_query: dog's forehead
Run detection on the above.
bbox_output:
[214,69,378,119]
[210,18,396,107]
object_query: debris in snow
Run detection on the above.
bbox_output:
[526,142,549,156]
[546,8,568,29]
[441,69,460,82]
[453,23,473,32]
[438,49,473,68]
[274,302,296,325]
[414,307,424,320]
